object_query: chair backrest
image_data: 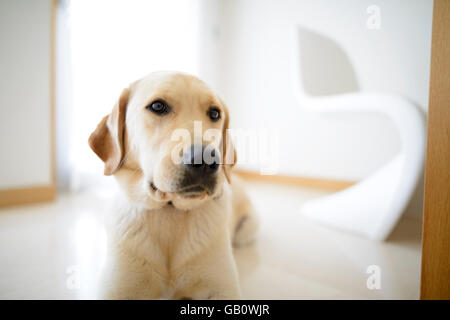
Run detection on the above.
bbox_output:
[293,27,360,98]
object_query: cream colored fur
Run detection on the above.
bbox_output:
[89,72,259,299]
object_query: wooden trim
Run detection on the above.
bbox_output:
[0,186,56,208]
[234,169,356,191]
[420,0,450,300]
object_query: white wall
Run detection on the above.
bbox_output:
[0,0,53,189]
[67,0,201,190]
[215,0,432,181]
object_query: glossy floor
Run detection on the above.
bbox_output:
[0,182,422,299]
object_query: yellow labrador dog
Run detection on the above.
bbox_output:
[89,71,259,299]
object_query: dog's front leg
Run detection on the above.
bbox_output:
[173,237,241,300]
[98,251,163,300]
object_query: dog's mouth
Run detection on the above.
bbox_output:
[150,182,159,192]
[150,182,209,199]
[176,184,210,198]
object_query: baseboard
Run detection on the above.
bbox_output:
[234,169,356,191]
[0,172,352,208]
[0,185,56,208]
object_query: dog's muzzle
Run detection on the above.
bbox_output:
[178,144,220,196]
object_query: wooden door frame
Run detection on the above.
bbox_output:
[420,0,450,300]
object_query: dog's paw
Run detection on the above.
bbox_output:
[232,212,259,247]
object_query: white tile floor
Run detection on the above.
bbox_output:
[0,181,422,299]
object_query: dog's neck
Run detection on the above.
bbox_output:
[107,183,231,274]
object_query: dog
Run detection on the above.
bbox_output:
[89,71,259,299]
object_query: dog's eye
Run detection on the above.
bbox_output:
[207,107,221,122]
[147,100,169,115]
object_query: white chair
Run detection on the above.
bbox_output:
[292,27,426,241]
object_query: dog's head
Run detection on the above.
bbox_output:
[89,72,236,210]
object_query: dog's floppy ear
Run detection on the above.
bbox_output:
[88,88,129,175]
[220,98,237,184]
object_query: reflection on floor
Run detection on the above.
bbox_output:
[0,181,422,299]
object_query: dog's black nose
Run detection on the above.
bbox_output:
[183,144,220,174]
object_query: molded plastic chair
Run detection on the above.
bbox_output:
[292,27,426,240]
